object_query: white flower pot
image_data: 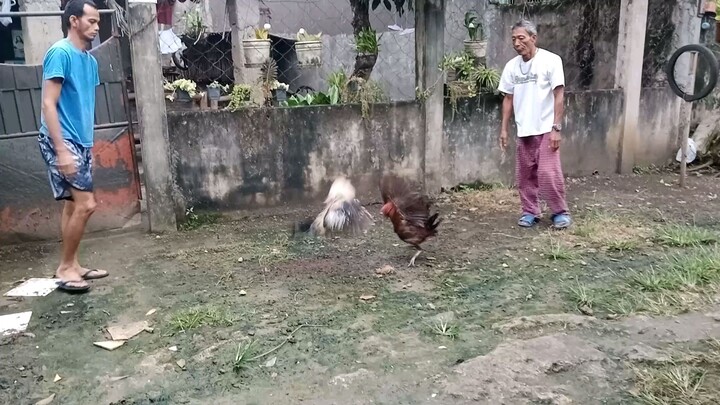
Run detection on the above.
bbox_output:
[464,40,487,60]
[243,39,271,66]
[295,40,323,67]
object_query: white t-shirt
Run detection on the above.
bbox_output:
[497,48,565,138]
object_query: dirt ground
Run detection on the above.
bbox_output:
[2,169,720,405]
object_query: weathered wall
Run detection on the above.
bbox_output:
[167,102,424,208]
[442,90,624,188]
[0,128,141,244]
[166,87,681,210]
[484,2,621,91]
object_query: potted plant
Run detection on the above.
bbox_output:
[164,78,198,102]
[243,23,272,66]
[355,27,380,70]
[270,80,290,105]
[463,11,487,61]
[295,28,323,67]
[226,84,254,111]
[207,81,230,101]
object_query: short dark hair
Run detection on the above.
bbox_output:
[62,0,98,29]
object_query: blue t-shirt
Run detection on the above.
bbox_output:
[39,39,99,148]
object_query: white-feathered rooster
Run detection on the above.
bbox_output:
[293,176,373,236]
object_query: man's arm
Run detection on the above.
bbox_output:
[42,79,65,150]
[501,93,514,134]
[550,55,566,127]
[552,85,564,126]
[41,48,75,174]
[498,64,514,151]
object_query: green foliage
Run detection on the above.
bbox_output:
[286,91,340,107]
[355,27,380,54]
[182,7,205,39]
[227,84,253,111]
[285,69,385,119]
[440,51,502,117]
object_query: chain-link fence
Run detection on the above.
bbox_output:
[156,0,418,104]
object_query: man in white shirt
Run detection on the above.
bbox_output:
[498,19,571,230]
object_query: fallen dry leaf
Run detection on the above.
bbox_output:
[359,295,375,301]
[176,359,186,369]
[53,374,61,383]
[109,375,129,382]
[145,309,157,316]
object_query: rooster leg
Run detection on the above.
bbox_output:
[408,248,422,267]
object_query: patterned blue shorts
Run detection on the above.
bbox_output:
[38,133,93,201]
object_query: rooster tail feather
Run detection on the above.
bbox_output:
[426,212,442,232]
[298,176,373,237]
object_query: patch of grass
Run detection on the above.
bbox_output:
[233,340,256,373]
[446,183,518,213]
[560,248,720,317]
[179,206,222,231]
[430,315,459,340]
[169,306,234,332]
[655,224,719,248]
[566,210,651,250]
[565,278,596,309]
[630,340,720,404]
[542,238,578,261]
[607,239,640,253]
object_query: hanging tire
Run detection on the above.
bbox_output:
[172,51,189,71]
[665,43,719,102]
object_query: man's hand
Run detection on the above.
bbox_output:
[549,129,561,151]
[499,130,509,152]
[56,147,77,177]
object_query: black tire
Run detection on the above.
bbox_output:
[172,51,189,71]
[666,43,719,102]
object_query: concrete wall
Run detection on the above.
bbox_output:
[167,102,424,208]
[166,87,680,210]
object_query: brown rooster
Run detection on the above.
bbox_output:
[379,174,441,267]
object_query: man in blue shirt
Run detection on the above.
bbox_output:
[38,0,106,293]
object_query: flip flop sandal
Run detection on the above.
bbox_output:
[81,269,109,280]
[56,280,91,294]
[518,213,540,228]
[552,213,572,229]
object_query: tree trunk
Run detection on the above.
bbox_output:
[349,0,376,81]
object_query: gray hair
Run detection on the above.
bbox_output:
[512,19,537,36]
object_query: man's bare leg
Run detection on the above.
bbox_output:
[60,199,107,279]
[56,190,96,287]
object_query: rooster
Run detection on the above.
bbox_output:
[293,176,373,237]
[379,174,441,267]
